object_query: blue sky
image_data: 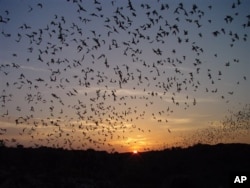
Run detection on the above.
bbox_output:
[0,0,249,152]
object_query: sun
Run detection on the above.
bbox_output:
[133,150,138,154]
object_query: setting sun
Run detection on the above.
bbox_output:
[133,150,138,154]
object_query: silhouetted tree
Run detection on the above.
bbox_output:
[0,140,6,148]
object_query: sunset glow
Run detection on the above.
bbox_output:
[133,150,138,154]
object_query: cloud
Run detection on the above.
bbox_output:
[20,65,49,72]
[164,65,195,72]
[77,87,147,96]
[116,89,146,96]
[162,94,218,103]
[168,117,192,124]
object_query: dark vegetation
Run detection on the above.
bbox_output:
[0,143,249,188]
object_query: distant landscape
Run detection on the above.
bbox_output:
[1,143,249,188]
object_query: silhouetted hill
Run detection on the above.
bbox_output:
[0,143,249,188]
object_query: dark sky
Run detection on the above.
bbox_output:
[0,0,249,152]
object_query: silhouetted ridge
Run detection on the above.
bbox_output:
[1,143,249,188]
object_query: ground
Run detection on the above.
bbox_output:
[0,143,249,188]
